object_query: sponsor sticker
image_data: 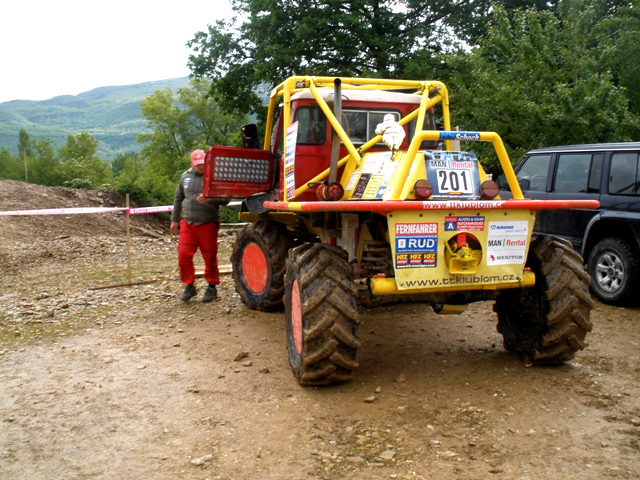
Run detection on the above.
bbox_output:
[396,223,438,235]
[396,253,437,269]
[346,172,360,191]
[444,216,485,232]
[285,122,298,199]
[395,223,438,268]
[362,175,384,199]
[396,237,437,253]
[489,222,529,235]
[487,221,529,265]
[360,152,390,174]
[439,131,481,142]
[351,173,371,199]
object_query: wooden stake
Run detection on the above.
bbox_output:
[90,195,161,290]
[23,149,28,183]
[125,193,132,284]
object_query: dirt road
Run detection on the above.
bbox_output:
[0,181,638,479]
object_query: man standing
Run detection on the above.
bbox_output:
[171,149,228,302]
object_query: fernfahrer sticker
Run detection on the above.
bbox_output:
[395,223,438,268]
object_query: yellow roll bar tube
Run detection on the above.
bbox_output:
[296,104,427,200]
[389,130,524,200]
[385,91,447,200]
[264,77,524,202]
[307,78,361,166]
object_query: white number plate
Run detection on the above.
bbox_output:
[436,169,473,194]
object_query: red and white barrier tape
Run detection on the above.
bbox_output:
[0,207,127,216]
[0,201,241,217]
[127,206,173,215]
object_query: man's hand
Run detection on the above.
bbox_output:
[196,194,209,204]
[170,221,179,234]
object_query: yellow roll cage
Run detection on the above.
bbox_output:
[264,76,523,201]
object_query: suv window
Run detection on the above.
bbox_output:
[517,154,551,191]
[588,153,604,192]
[609,153,640,195]
[553,154,592,193]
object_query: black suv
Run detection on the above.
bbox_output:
[500,142,640,304]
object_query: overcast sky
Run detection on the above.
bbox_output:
[0,0,234,103]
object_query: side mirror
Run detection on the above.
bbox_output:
[241,124,260,149]
[498,174,509,190]
[518,178,531,190]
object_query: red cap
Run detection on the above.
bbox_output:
[190,149,206,166]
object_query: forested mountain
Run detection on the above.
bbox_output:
[0,77,189,161]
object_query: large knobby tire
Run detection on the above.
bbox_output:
[494,235,594,364]
[285,244,361,386]
[587,237,639,304]
[231,220,294,311]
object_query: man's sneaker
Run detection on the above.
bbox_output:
[203,285,217,303]
[180,284,197,302]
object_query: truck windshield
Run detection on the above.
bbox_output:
[293,107,402,147]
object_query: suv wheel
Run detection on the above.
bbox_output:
[588,237,639,304]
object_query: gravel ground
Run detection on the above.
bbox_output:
[0,180,638,479]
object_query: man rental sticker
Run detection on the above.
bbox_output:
[486,221,529,265]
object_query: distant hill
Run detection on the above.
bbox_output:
[0,77,190,162]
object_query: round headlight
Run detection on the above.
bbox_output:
[481,180,499,200]
[413,179,433,199]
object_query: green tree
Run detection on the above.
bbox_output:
[135,78,248,203]
[29,139,62,186]
[112,152,140,178]
[113,154,160,205]
[16,129,32,181]
[599,0,640,117]
[58,132,110,189]
[447,3,638,174]
[449,0,560,44]
[7,131,63,186]
[187,0,473,114]
[0,148,21,180]
[18,129,33,160]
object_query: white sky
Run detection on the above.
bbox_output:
[0,0,235,103]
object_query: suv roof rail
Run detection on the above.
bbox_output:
[528,142,640,154]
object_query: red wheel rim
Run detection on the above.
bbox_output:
[241,243,268,293]
[291,279,303,354]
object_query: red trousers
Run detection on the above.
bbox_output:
[178,220,220,286]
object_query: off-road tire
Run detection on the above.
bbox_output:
[231,220,294,311]
[285,244,360,386]
[587,237,639,304]
[495,235,593,364]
